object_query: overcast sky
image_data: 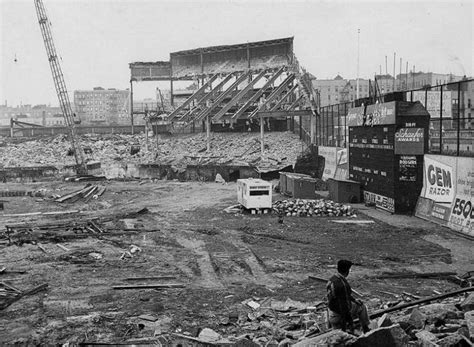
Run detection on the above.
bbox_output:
[0,0,472,106]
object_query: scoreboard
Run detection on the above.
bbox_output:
[348,101,430,213]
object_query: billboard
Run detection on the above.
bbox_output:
[394,128,425,155]
[412,90,452,119]
[319,146,339,181]
[416,154,473,236]
[346,102,396,127]
[424,156,455,203]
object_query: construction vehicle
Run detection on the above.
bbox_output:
[34,0,88,175]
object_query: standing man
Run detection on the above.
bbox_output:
[327,259,371,334]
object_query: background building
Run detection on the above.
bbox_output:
[311,75,371,107]
[74,87,130,125]
[398,72,464,90]
[312,72,466,107]
[0,103,63,127]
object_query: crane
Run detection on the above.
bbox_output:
[34,0,88,175]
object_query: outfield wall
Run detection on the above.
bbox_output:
[415,155,473,237]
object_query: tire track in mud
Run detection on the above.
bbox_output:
[175,236,224,289]
[229,233,280,288]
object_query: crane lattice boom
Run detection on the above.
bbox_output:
[34,0,87,174]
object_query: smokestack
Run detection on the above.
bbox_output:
[385,56,388,75]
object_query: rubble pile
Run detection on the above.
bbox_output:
[0,132,303,169]
[143,290,474,346]
[273,199,354,217]
[129,294,474,347]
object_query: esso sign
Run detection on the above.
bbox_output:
[452,198,473,220]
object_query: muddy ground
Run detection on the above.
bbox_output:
[0,180,472,344]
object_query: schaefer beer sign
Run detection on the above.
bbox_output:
[394,128,424,155]
[424,157,455,203]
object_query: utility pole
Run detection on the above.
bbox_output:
[356,29,360,99]
[405,61,409,90]
[399,57,402,91]
[393,52,396,91]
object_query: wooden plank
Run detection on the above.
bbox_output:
[112,283,185,290]
[331,220,375,224]
[368,287,474,319]
[373,271,457,279]
[124,276,177,281]
[56,244,70,252]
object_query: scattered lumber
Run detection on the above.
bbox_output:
[56,244,70,252]
[124,276,177,281]
[0,283,48,310]
[55,184,107,203]
[373,271,457,279]
[368,286,474,319]
[3,210,79,218]
[112,283,185,290]
[331,220,374,224]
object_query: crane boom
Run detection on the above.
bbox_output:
[34,0,88,175]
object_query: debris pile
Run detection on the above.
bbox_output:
[0,132,303,169]
[54,184,106,203]
[3,219,107,246]
[141,288,474,346]
[273,199,354,217]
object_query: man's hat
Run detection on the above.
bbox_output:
[337,259,353,273]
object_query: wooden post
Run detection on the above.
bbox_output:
[310,113,315,144]
[145,119,149,151]
[260,115,264,158]
[206,115,211,151]
[170,79,174,107]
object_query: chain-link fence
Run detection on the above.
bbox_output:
[312,79,473,157]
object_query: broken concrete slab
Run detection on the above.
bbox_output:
[460,293,474,313]
[292,329,356,347]
[409,308,428,329]
[419,303,462,321]
[377,313,393,328]
[436,333,471,347]
[350,324,410,347]
[415,330,439,347]
[197,328,221,342]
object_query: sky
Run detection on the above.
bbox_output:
[0,0,472,107]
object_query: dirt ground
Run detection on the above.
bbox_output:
[0,179,472,345]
